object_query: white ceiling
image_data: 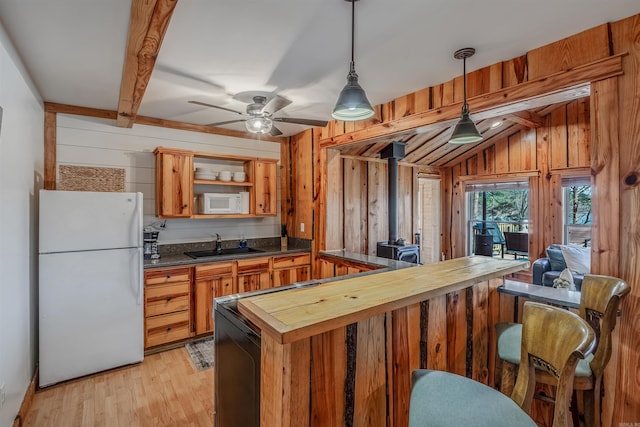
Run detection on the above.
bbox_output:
[1,0,638,136]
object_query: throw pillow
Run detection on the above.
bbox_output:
[553,268,576,291]
[546,247,567,271]
[560,245,591,274]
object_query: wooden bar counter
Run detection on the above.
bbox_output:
[238,256,529,427]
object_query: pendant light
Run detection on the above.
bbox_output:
[449,48,483,144]
[332,0,374,121]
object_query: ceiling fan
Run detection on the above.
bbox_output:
[189,95,328,136]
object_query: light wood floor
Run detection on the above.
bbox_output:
[24,347,214,427]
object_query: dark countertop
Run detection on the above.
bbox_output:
[319,249,416,270]
[144,246,310,269]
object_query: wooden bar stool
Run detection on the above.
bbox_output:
[410,302,595,427]
[496,274,630,427]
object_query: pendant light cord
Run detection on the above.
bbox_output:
[350,0,356,74]
[462,56,469,114]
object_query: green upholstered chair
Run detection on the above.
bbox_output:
[410,302,595,427]
[409,369,536,427]
[496,274,630,427]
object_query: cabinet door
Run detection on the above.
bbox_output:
[194,279,214,335]
[273,265,311,287]
[156,151,193,217]
[238,271,271,293]
[214,275,236,297]
[254,160,277,215]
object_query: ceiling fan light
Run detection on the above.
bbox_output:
[449,111,483,144]
[332,71,375,121]
[245,116,273,134]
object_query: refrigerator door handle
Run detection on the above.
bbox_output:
[136,192,143,248]
[137,247,144,305]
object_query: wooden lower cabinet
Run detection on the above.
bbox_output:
[237,257,271,292]
[144,252,312,347]
[273,253,311,286]
[194,261,236,335]
[144,266,193,349]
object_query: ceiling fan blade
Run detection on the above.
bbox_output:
[269,125,283,136]
[264,96,292,114]
[273,117,329,127]
[189,100,244,115]
[206,119,246,127]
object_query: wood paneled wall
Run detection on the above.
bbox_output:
[441,99,591,264]
[285,131,418,262]
[282,14,640,425]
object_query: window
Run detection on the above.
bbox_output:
[466,181,529,256]
[562,176,592,246]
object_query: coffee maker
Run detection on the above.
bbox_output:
[143,228,160,260]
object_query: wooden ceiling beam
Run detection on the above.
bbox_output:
[319,54,621,149]
[43,102,285,142]
[116,0,178,128]
[45,102,118,120]
[505,111,545,128]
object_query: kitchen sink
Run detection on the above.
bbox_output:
[184,247,265,258]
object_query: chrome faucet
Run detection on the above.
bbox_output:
[215,233,222,253]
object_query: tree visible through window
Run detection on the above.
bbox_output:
[566,185,592,225]
[563,182,592,246]
[469,189,529,226]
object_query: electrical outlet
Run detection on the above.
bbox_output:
[300,223,305,233]
[0,382,6,408]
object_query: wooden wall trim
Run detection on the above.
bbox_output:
[459,171,539,183]
[116,0,178,128]
[44,102,118,120]
[319,55,623,149]
[11,368,37,427]
[137,115,285,142]
[548,166,592,176]
[43,102,284,142]
[44,111,56,190]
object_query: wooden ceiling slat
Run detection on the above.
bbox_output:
[116,0,178,128]
[403,128,451,163]
[436,123,526,168]
[416,118,517,167]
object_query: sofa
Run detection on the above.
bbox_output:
[532,244,591,290]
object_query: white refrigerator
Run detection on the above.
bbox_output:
[39,189,144,387]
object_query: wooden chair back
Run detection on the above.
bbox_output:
[578,274,630,378]
[511,302,595,427]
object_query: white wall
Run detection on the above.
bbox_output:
[0,23,44,427]
[55,115,282,244]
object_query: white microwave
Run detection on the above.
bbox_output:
[197,193,242,214]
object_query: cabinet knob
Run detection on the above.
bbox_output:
[166,327,172,332]
[166,297,172,302]
[166,275,171,279]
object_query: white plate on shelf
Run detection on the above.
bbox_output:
[195,173,217,180]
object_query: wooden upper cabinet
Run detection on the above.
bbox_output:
[254,160,277,216]
[154,147,278,219]
[154,148,193,218]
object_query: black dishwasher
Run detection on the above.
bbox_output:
[214,282,320,427]
[214,298,261,427]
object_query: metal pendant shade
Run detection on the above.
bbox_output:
[332,0,374,121]
[449,48,483,144]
